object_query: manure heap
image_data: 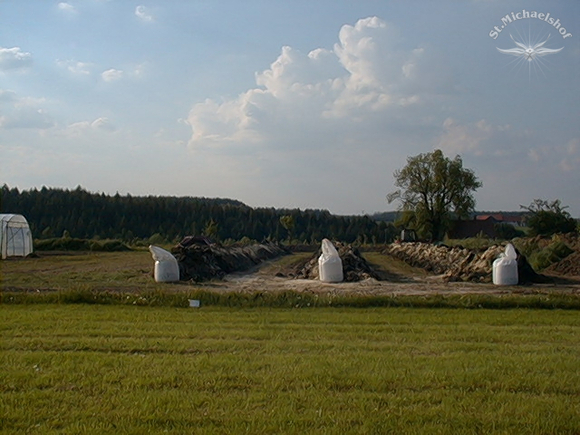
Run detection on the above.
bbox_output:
[173,238,288,282]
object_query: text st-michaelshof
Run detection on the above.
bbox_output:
[489,10,572,40]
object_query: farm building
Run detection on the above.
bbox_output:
[0,214,33,259]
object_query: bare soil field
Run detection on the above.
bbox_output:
[2,248,579,297]
[209,250,580,297]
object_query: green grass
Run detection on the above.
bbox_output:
[4,287,580,310]
[1,305,580,434]
[1,251,156,292]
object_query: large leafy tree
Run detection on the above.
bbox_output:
[520,199,577,236]
[387,149,482,241]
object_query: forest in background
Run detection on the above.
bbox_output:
[0,185,398,244]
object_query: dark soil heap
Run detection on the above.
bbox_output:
[172,238,288,282]
[292,242,381,282]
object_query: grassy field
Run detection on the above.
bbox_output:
[0,250,157,293]
[2,305,579,434]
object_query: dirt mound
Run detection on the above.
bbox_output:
[517,234,580,278]
[544,251,580,276]
[385,243,499,282]
[385,242,546,284]
[290,242,381,282]
[172,240,288,282]
[544,234,580,276]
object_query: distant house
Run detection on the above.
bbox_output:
[447,216,498,239]
[476,214,526,226]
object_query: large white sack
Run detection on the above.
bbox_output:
[149,245,180,282]
[492,243,518,285]
[318,239,343,283]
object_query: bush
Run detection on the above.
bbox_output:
[528,211,577,236]
[494,223,525,240]
[522,199,577,236]
[148,233,167,245]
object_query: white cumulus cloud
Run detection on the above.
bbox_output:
[0,47,33,71]
[135,5,154,22]
[61,117,116,137]
[186,16,450,151]
[101,68,123,82]
[58,2,77,14]
[91,117,116,131]
[57,59,92,75]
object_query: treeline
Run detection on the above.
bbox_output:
[0,185,398,244]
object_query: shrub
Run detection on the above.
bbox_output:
[522,199,577,236]
[494,223,525,240]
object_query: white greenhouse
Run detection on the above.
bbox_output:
[0,214,34,259]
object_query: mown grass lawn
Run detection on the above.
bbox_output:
[1,305,579,434]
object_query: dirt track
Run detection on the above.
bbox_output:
[197,253,580,296]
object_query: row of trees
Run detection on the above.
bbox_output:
[0,185,398,244]
[2,151,574,245]
[387,149,577,240]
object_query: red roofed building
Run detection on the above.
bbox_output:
[476,214,526,226]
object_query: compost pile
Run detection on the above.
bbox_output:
[172,237,288,282]
[385,242,545,284]
[291,242,381,282]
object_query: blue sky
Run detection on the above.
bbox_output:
[1,0,579,216]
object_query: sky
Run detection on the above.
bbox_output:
[1,0,579,216]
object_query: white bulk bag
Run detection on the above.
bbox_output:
[318,239,343,283]
[492,243,518,285]
[149,245,180,282]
